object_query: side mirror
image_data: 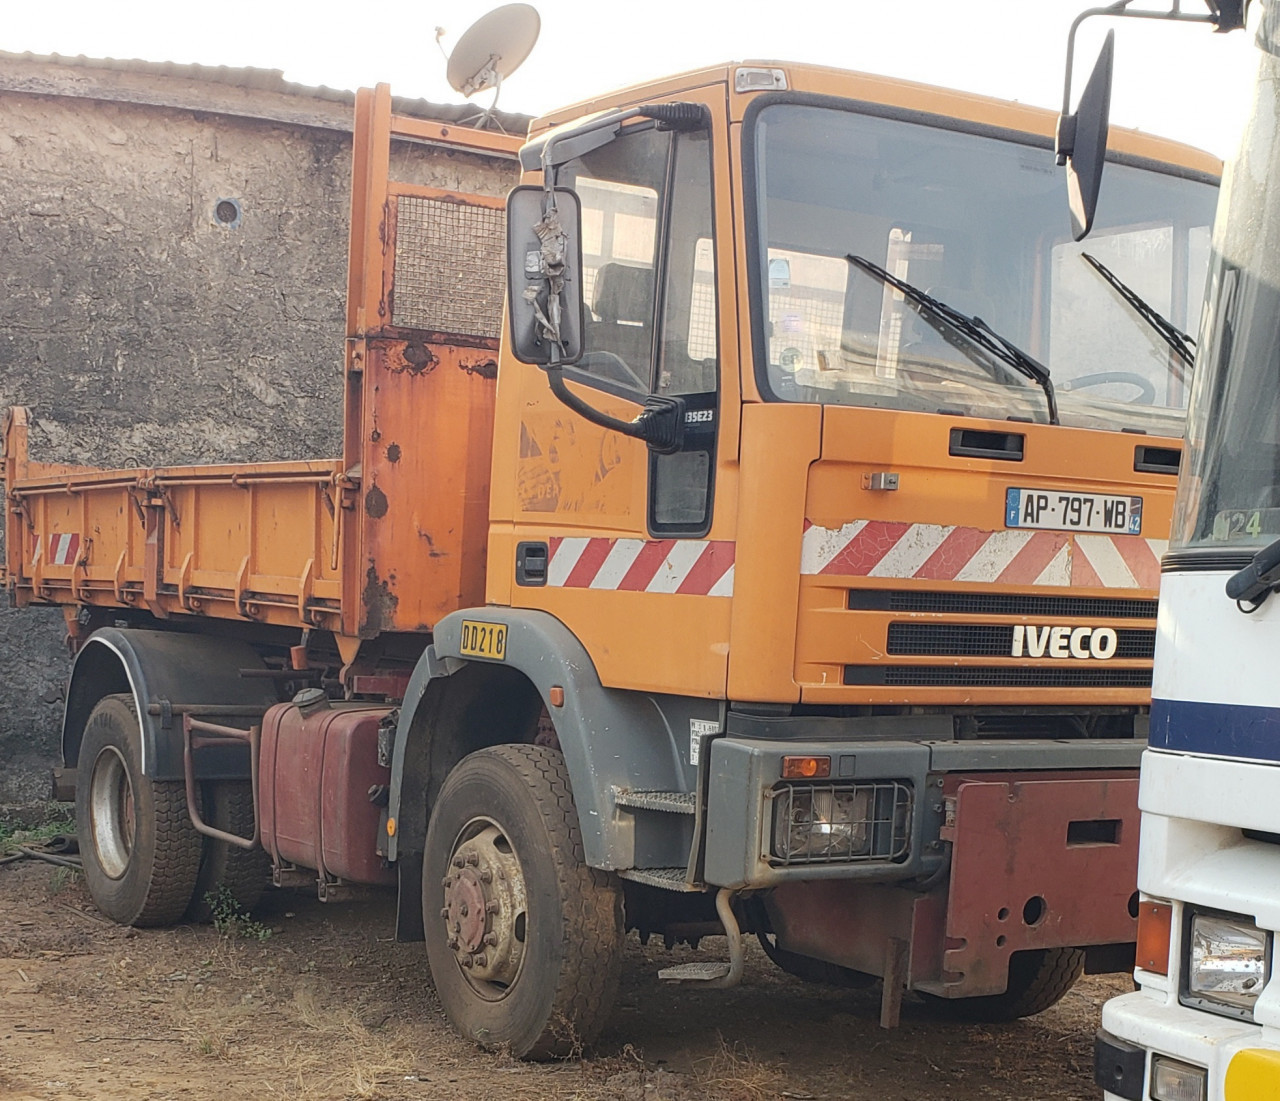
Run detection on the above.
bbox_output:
[1057,29,1115,241]
[506,185,585,366]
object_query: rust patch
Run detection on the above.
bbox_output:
[460,358,498,380]
[386,443,401,464]
[416,526,446,558]
[362,564,399,635]
[365,484,389,519]
[386,339,438,376]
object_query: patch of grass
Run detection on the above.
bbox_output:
[0,813,75,850]
[48,865,81,894]
[205,886,273,942]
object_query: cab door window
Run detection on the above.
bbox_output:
[568,131,667,394]
[561,123,719,535]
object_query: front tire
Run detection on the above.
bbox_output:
[423,744,623,1059]
[76,695,203,926]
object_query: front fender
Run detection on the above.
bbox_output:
[387,608,709,870]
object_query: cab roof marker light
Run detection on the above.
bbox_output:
[735,67,787,93]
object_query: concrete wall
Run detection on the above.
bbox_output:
[0,61,520,804]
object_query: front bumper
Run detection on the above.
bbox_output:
[1099,989,1280,1100]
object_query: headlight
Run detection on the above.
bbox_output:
[1184,912,1270,1018]
[1150,1056,1207,1101]
[769,781,911,865]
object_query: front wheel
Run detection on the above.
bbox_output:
[423,744,623,1059]
[922,947,1085,1021]
[76,695,203,926]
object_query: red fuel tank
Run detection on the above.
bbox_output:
[259,694,395,886]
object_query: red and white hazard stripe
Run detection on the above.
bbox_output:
[801,520,1165,590]
[547,537,734,596]
[48,533,81,567]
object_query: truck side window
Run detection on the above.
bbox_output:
[563,123,718,535]
[650,129,718,536]
[566,129,669,394]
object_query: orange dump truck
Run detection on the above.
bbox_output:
[5,66,1219,1057]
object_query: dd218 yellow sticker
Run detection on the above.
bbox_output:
[460,620,507,661]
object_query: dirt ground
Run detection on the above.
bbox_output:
[0,857,1122,1101]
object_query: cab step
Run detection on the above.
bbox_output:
[618,866,701,891]
[612,789,696,814]
[654,888,744,990]
[659,961,732,982]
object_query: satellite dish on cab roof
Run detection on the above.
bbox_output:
[445,4,541,99]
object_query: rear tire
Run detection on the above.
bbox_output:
[76,695,202,927]
[923,947,1085,1021]
[186,781,270,922]
[423,744,623,1059]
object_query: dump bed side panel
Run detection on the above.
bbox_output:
[5,403,346,631]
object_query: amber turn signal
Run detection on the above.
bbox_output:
[781,755,831,780]
[1136,900,1173,975]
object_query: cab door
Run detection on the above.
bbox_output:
[493,86,737,697]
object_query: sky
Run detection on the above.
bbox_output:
[1,0,1262,160]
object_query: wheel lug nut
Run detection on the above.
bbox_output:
[442,876,453,887]
[479,870,493,884]
[486,901,500,914]
[464,852,479,866]
[483,933,498,947]
[452,857,465,869]
[460,903,469,917]
[462,956,473,968]
[473,953,488,967]
[447,936,459,950]
[439,907,450,919]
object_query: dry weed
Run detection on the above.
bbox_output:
[694,1034,787,1101]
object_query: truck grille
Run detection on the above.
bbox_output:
[844,666,1152,688]
[848,589,1157,619]
[886,623,1156,659]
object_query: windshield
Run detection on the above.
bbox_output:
[749,102,1217,433]
[1173,10,1280,552]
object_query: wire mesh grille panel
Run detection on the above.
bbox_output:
[393,196,505,339]
[844,665,1152,688]
[886,623,1156,659]
[769,781,912,866]
[847,588,1158,619]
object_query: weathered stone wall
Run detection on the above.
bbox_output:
[0,67,519,803]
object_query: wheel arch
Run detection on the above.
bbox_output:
[387,608,697,938]
[63,627,278,783]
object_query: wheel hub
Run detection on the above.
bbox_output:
[89,745,135,880]
[440,823,526,986]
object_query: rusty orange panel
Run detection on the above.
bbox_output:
[358,339,497,635]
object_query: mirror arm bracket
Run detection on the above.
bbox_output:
[545,367,686,454]
[1057,0,1225,162]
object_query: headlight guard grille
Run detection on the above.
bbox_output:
[769,780,912,866]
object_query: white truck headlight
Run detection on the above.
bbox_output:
[1150,1056,1207,1101]
[1184,912,1269,1018]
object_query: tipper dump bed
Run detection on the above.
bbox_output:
[4,87,518,641]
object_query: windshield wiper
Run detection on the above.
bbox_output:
[1082,252,1196,368]
[846,255,1058,425]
